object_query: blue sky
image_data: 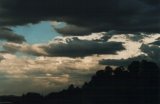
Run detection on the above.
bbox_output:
[11,21,59,44]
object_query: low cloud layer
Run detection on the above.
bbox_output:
[3,36,125,57]
[3,42,47,56]
[99,55,148,67]
[0,55,102,95]
[0,0,159,35]
[42,37,125,57]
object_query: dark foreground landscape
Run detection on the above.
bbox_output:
[0,60,159,104]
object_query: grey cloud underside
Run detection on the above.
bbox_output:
[99,55,149,67]
[0,27,26,43]
[149,40,160,46]
[140,44,160,64]
[99,43,160,67]
[54,24,92,36]
[126,33,148,41]
[156,37,160,40]
[42,38,125,57]
[3,37,125,57]
[0,0,159,35]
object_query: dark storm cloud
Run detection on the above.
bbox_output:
[156,37,160,40]
[3,37,125,57]
[54,24,91,36]
[140,44,160,64]
[0,27,26,43]
[99,55,149,66]
[0,0,159,35]
[149,41,160,46]
[125,33,147,41]
[42,37,125,57]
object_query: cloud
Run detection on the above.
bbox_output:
[98,33,160,67]
[0,55,103,95]
[140,44,160,64]
[3,36,125,57]
[125,33,147,41]
[149,40,160,46]
[156,37,160,40]
[3,42,47,56]
[101,43,160,67]
[42,37,125,57]
[0,0,159,35]
[0,55,5,61]
[0,27,26,43]
[54,24,91,36]
[0,32,159,95]
[99,55,149,66]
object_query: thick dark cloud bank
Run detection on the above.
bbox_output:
[0,0,159,35]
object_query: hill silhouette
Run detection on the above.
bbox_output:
[0,60,159,104]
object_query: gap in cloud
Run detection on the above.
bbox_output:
[10,21,60,44]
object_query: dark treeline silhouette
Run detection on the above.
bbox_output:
[0,60,159,104]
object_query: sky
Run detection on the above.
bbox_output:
[0,0,159,95]
[10,21,59,44]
